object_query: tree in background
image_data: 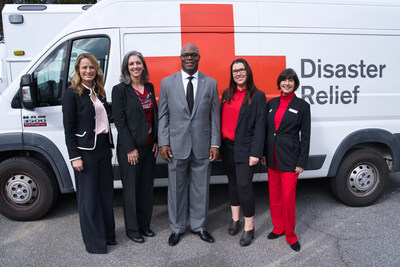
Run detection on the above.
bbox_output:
[1,0,97,39]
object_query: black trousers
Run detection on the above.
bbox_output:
[117,143,155,237]
[75,134,115,254]
[221,138,256,217]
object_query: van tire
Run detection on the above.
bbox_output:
[0,157,59,221]
[330,149,388,206]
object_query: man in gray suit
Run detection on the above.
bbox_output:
[158,43,220,246]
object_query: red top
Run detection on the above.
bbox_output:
[134,87,154,145]
[273,92,295,169]
[221,88,246,140]
[274,92,295,130]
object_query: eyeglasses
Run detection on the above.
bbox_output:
[232,68,246,75]
[180,53,199,59]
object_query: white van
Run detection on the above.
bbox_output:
[0,4,89,94]
[0,0,399,221]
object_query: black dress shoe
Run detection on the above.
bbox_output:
[128,232,145,243]
[240,228,254,247]
[267,232,283,240]
[107,239,117,246]
[141,228,155,237]
[290,241,301,252]
[228,219,240,236]
[168,232,183,246]
[190,230,214,243]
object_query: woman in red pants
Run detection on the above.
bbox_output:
[261,68,311,252]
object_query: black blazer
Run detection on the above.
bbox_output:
[62,86,114,160]
[264,94,311,172]
[221,88,267,163]
[112,82,158,153]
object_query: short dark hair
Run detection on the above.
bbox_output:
[120,51,149,84]
[277,68,300,91]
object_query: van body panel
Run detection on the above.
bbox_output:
[0,0,400,219]
[2,0,399,182]
[4,1,400,182]
[0,93,22,133]
[0,133,23,151]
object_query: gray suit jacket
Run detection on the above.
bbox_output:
[158,71,220,159]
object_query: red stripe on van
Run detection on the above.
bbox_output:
[147,4,285,101]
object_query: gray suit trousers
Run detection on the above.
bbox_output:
[167,152,211,233]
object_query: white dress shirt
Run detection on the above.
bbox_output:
[181,70,199,100]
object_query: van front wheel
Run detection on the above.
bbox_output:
[0,157,58,221]
[330,149,388,206]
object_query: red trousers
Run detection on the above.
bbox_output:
[267,167,299,245]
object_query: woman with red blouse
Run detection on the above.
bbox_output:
[220,58,267,246]
[261,68,311,252]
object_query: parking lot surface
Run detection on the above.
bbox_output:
[1,173,400,267]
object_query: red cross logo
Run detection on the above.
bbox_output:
[146,4,286,101]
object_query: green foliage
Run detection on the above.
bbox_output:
[1,0,97,39]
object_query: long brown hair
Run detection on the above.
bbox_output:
[70,53,106,98]
[224,58,257,105]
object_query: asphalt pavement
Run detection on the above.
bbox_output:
[1,173,400,267]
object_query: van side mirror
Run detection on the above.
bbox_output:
[19,74,38,110]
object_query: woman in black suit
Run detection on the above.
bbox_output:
[220,58,267,246]
[112,51,158,243]
[261,68,311,252]
[62,53,116,254]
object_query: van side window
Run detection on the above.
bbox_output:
[31,37,110,107]
[33,42,67,107]
[67,37,110,87]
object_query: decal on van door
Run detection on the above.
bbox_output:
[23,115,47,127]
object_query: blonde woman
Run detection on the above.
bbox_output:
[62,53,116,254]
